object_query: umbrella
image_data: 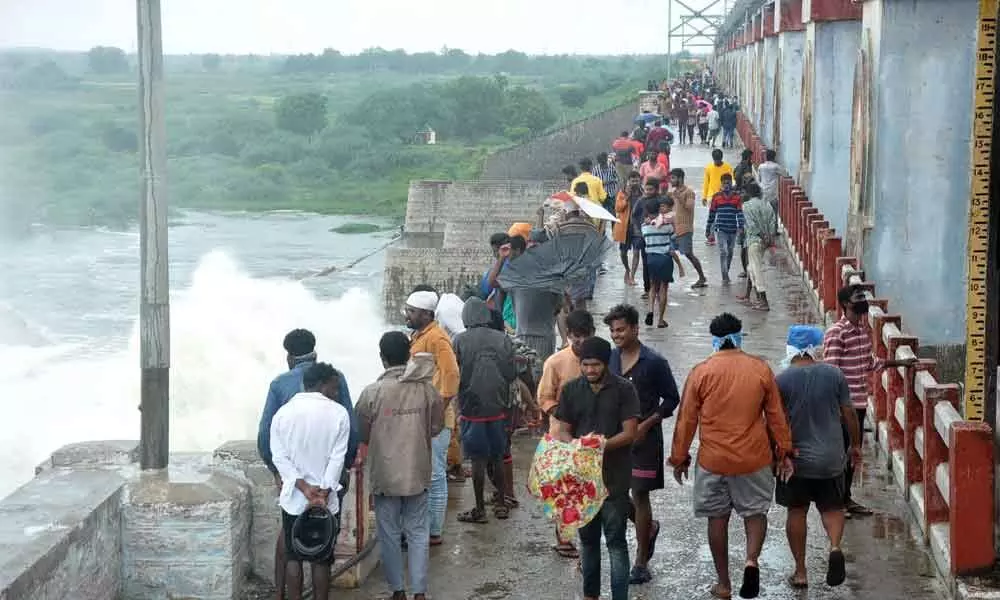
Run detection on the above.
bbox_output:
[696,99,713,111]
[547,191,619,223]
[634,112,661,125]
[497,227,613,294]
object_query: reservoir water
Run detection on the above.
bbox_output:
[0,210,394,498]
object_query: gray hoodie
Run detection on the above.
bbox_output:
[355,353,445,497]
[452,298,516,419]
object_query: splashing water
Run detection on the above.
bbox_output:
[0,250,387,498]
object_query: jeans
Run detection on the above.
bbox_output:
[429,428,451,536]
[578,494,630,600]
[375,492,430,594]
[716,230,738,278]
[723,126,735,147]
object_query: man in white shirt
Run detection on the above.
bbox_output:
[755,149,788,212]
[270,362,352,600]
[706,107,721,147]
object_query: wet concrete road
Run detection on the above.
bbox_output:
[271,143,947,599]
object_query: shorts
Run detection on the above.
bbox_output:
[674,232,694,255]
[645,252,675,284]
[460,418,508,460]
[775,474,846,512]
[282,509,338,564]
[693,464,774,518]
[631,432,665,492]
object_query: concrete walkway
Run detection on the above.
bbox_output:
[256,143,947,599]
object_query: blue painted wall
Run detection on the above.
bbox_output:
[778,32,804,177]
[761,37,778,147]
[807,20,861,237]
[865,0,976,345]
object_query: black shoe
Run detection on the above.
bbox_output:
[629,565,653,585]
[826,549,846,587]
[645,312,654,326]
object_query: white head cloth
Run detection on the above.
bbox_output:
[405,290,439,312]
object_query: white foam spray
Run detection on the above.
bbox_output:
[0,250,387,498]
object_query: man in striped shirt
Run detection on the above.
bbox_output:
[706,173,744,284]
[823,285,915,516]
[594,152,620,213]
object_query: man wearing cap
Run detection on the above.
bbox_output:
[256,329,358,594]
[776,325,860,589]
[405,287,460,546]
[269,362,352,600]
[669,312,794,600]
[356,332,444,600]
[552,337,640,600]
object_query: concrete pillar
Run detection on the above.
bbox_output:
[800,0,862,235]
[761,3,779,147]
[859,0,977,351]
[776,0,806,177]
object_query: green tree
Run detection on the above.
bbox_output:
[275,92,328,137]
[559,85,588,108]
[502,85,555,134]
[87,46,129,74]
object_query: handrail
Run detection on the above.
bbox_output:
[734,111,996,577]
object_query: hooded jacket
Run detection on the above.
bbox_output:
[452,298,517,420]
[355,353,445,497]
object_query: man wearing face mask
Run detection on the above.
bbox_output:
[823,285,915,517]
[669,312,794,600]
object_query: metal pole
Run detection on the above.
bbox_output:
[667,0,673,81]
[137,0,170,470]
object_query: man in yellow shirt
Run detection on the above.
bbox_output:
[570,158,609,231]
[702,148,734,245]
[405,288,460,546]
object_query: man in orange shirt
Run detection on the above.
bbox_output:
[669,312,794,600]
[536,309,595,560]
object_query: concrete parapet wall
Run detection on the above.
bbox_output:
[480,102,637,180]
[1,440,378,600]
[383,246,495,321]
[0,469,124,600]
[404,179,562,239]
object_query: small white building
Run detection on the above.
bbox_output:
[416,126,436,145]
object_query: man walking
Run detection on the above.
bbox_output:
[824,285,915,517]
[405,288,460,546]
[257,329,357,597]
[739,183,778,311]
[612,131,641,184]
[776,325,861,589]
[604,304,680,585]
[706,173,744,284]
[536,309,595,560]
[356,332,444,600]
[756,149,787,212]
[552,336,640,600]
[453,298,517,523]
[702,149,734,245]
[669,313,794,600]
[269,363,353,600]
[668,168,707,288]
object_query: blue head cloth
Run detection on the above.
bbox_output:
[787,325,824,351]
[712,332,743,352]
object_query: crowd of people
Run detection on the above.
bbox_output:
[253,69,909,600]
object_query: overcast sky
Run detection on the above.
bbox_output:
[0,0,724,55]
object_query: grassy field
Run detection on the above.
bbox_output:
[0,50,672,231]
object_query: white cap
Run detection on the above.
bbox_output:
[405,290,439,312]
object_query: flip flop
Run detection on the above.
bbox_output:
[457,508,488,524]
[647,519,661,561]
[493,505,510,520]
[739,565,760,598]
[657,321,669,328]
[691,281,709,289]
[826,549,846,587]
[710,583,732,599]
[552,543,579,558]
[787,575,808,589]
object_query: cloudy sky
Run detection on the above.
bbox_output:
[0,0,724,55]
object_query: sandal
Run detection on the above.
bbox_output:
[786,575,808,589]
[493,505,510,520]
[552,542,579,559]
[826,549,846,587]
[429,535,443,546]
[457,507,488,524]
[739,565,760,598]
[691,281,708,289]
[490,492,519,508]
[657,320,668,329]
